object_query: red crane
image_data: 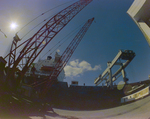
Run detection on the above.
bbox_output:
[4,0,93,88]
[49,18,94,79]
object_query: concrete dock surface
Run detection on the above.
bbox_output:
[29,95,150,119]
[0,92,150,119]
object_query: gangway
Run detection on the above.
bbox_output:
[94,50,135,88]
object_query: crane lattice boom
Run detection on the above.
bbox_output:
[5,0,93,85]
[50,18,94,81]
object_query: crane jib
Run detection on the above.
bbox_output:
[6,0,93,89]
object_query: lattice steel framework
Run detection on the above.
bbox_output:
[49,18,94,81]
[5,0,92,81]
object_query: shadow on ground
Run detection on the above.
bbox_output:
[0,93,79,119]
[0,101,79,119]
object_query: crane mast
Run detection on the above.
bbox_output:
[49,18,95,81]
[5,0,93,87]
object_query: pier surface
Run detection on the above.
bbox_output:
[30,95,150,119]
[0,94,150,119]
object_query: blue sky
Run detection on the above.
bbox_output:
[0,0,150,86]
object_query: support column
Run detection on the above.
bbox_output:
[121,68,127,83]
[108,68,113,88]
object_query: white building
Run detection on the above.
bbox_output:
[127,0,150,46]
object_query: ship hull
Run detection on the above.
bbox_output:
[1,75,150,110]
[32,80,150,110]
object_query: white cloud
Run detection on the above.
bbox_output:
[70,60,79,67]
[64,59,101,77]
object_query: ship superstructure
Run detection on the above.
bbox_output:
[25,52,65,82]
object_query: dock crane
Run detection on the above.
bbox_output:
[94,50,136,88]
[2,0,93,91]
